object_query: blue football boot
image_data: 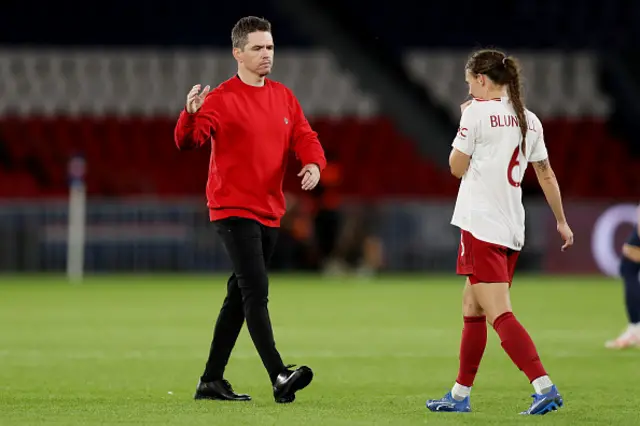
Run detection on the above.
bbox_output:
[426,391,471,413]
[520,385,564,415]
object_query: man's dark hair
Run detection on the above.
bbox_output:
[231,16,272,50]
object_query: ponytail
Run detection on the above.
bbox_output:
[504,57,527,155]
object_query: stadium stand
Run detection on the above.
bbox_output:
[0,0,637,201]
[0,50,636,199]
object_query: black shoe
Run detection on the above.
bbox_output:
[273,364,313,403]
[194,379,251,401]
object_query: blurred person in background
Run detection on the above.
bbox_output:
[311,156,344,273]
[606,203,640,349]
[311,156,383,277]
[270,192,315,271]
[320,203,384,277]
[173,16,325,404]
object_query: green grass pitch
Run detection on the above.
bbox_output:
[1,274,640,425]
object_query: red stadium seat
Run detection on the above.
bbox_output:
[0,116,636,199]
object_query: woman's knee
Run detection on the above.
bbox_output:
[462,281,484,317]
[470,282,512,325]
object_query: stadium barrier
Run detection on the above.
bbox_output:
[0,198,631,275]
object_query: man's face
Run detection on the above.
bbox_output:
[235,31,274,77]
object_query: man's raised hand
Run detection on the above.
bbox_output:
[186,84,211,114]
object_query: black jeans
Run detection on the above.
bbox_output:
[201,217,285,383]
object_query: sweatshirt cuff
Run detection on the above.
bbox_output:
[309,157,327,172]
[181,107,198,125]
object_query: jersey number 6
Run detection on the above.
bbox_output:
[507,146,522,188]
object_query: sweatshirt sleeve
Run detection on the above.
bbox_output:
[289,90,327,171]
[174,93,220,150]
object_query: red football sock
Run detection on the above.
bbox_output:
[455,316,487,387]
[493,312,547,382]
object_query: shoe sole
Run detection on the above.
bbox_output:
[425,400,471,413]
[524,397,564,415]
[536,399,563,415]
[275,367,313,403]
[427,406,471,413]
[605,343,640,349]
[194,393,251,401]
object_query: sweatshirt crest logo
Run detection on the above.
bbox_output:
[284,117,289,125]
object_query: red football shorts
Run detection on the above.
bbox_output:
[456,229,520,285]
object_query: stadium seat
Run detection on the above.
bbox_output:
[0,116,635,199]
[0,51,635,200]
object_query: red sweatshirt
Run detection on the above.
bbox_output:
[174,75,326,227]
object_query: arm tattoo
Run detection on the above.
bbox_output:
[532,158,550,172]
[533,158,555,182]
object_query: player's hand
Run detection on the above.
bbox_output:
[622,244,640,263]
[460,99,472,115]
[186,84,210,114]
[557,221,574,251]
[298,163,320,191]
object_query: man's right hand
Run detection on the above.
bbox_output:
[186,84,211,114]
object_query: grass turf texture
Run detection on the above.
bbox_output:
[1,274,639,425]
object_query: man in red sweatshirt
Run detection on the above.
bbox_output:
[174,16,326,404]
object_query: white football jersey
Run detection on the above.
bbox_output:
[450,96,548,251]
